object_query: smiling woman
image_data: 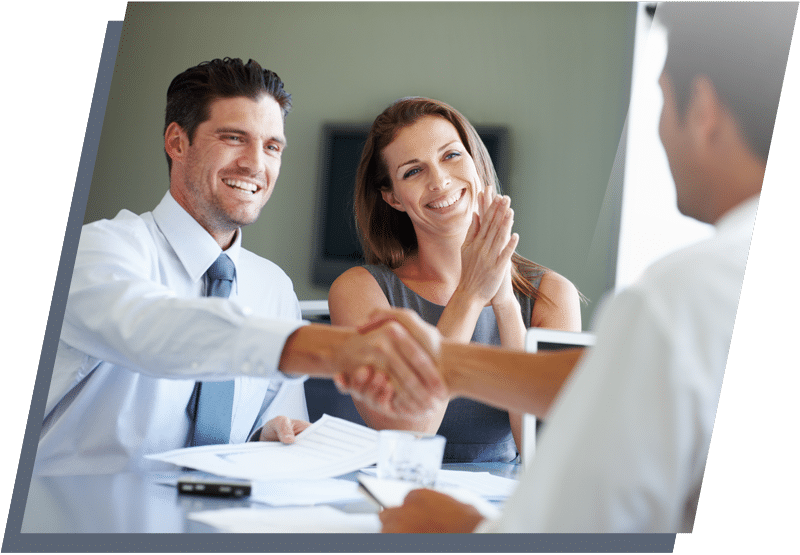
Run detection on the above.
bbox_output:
[380,116,483,244]
[328,97,583,463]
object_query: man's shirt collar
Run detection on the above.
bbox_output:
[152,191,242,284]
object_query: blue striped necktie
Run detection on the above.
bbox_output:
[187,253,236,447]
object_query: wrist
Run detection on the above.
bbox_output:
[280,324,354,378]
[451,284,491,313]
[491,292,520,313]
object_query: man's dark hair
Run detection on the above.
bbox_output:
[164,57,292,172]
[656,2,796,161]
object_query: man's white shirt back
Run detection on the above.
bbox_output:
[480,196,759,532]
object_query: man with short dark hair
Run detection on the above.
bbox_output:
[375,2,797,532]
[36,58,444,475]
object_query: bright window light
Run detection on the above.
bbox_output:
[616,4,714,291]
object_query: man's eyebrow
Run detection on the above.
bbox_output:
[215,127,287,146]
[215,126,248,136]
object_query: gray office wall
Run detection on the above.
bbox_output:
[86,2,636,327]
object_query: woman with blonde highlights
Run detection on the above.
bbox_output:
[329,97,582,462]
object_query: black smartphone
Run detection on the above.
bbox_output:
[177,477,252,498]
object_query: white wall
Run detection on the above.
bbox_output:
[86,2,636,327]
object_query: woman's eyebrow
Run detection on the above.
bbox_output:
[397,157,420,170]
[396,141,461,171]
[438,140,460,153]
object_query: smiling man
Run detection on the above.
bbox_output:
[166,94,286,249]
[35,58,445,475]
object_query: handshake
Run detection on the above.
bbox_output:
[281,307,580,422]
[281,308,449,418]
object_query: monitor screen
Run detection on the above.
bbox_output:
[525,328,596,353]
[521,328,596,465]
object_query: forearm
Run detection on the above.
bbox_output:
[492,296,526,350]
[441,342,585,418]
[436,286,487,343]
[278,324,355,378]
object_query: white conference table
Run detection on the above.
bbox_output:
[21,462,520,534]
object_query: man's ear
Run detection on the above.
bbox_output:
[687,75,724,151]
[381,189,406,212]
[164,122,189,164]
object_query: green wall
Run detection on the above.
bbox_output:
[86,2,636,327]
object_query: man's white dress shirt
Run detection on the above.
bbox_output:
[35,192,306,475]
[480,196,759,532]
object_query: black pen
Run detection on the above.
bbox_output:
[357,475,385,509]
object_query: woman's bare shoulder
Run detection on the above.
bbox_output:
[531,270,582,331]
[328,266,391,326]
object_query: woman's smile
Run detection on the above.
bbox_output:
[426,188,466,210]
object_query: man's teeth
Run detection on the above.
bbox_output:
[428,190,463,209]
[223,179,258,193]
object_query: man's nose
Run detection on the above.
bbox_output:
[237,142,265,173]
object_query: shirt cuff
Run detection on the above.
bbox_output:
[231,318,308,378]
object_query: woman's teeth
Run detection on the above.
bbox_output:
[427,190,463,209]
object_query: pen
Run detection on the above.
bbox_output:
[357,476,385,510]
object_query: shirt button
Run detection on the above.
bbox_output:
[191,362,199,369]
[241,362,252,373]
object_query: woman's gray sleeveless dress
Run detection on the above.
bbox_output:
[363,264,543,463]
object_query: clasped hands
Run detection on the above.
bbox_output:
[459,189,519,310]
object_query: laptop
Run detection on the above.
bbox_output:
[521,328,596,466]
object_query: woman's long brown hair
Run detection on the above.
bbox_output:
[354,97,549,303]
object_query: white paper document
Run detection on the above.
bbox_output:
[147,414,379,481]
[360,466,518,500]
[357,474,502,520]
[188,506,380,533]
[435,468,518,500]
[250,478,362,506]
